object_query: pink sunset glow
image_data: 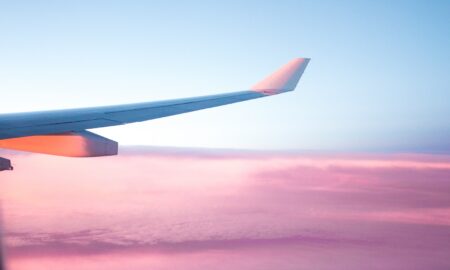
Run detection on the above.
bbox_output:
[1,148,450,269]
[251,58,309,95]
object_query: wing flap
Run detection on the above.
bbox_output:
[0,130,118,157]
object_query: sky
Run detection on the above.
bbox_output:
[0,0,449,152]
[1,149,450,269]
[1,1,450,269]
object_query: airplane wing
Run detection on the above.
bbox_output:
[0,58,309,158]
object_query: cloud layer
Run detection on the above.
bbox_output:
[1,148,450,269]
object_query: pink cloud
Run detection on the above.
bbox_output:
[1,148,449,269]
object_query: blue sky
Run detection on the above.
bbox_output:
[1,0,449,152]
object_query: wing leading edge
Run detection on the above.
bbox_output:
[0,58,309,156]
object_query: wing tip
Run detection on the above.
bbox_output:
[251,57,310,95]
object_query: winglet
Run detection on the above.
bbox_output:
[251,58,310,95]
